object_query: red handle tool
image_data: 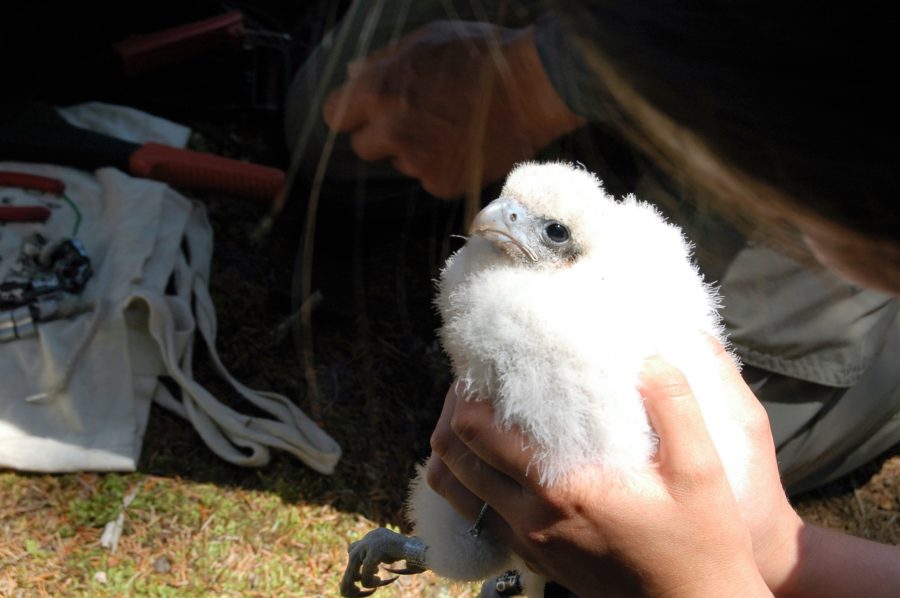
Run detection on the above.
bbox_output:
[0,108,287,203]
[129,143,286,202]
[113,11,246,76]
[0,206,52,222]
[0,171,65,195]
[0,171,61,222]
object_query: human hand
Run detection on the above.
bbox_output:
[322,20,585,199]
[428,341,798,596]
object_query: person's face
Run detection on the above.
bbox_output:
[797,218,900,296]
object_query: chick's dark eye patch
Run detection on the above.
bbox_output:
[544,221,570,244]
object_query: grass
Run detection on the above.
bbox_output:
[0,467,480,596]
[2,443,898,597]
[0,471,454,596]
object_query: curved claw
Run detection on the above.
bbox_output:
[342,575,398,598]
[384,564,428,575]
[341,585,376,598]
[371,575,399,587]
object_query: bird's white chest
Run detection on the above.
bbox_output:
[433,225,742,489]
[436,239,679,484]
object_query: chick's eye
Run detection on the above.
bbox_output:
[544,221,570,244]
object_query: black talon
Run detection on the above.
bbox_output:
[385,564,428,575]
[374,576,399,587]
[342,575,397,598]
[340,582,376,597]
[359,573,399,591]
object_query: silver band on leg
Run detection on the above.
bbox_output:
[468,502,491,538]
[401,537,428,569]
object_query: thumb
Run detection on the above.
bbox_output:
[639,355,724,483]
[322,76,371,132]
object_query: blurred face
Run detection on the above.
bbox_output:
[798,217,900,296]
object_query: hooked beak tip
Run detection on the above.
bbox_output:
[468,197,538,262]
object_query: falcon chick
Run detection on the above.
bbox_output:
[341,161,750,597]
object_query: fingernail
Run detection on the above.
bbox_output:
[637,354,681,392]
[639,354,668,381]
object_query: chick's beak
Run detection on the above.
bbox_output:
[469,197,538,262]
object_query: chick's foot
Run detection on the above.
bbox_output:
[340,528,428,597]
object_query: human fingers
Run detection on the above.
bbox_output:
[322,77,372,133]
[698,337,802,588]
[324,26,423,132]
[639,355,726,490]
[343,116,424,181]
[424,453,519,549]
[424,455,486,521]
[345,117,401,163]
[449,397,539,487]
[430,387,521,510]
[430,381,463,452]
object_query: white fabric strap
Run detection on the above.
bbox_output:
[149,202,342,473]
[138,289,341,473]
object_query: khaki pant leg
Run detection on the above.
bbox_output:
[747,312,900,495]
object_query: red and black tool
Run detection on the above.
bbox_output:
[0,104,285,202]
[112,11,248,76]
[0,206,52,223]
[0,171,62,223]
[110,10,291,112]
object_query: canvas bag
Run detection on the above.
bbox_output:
[0,119,340,473]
